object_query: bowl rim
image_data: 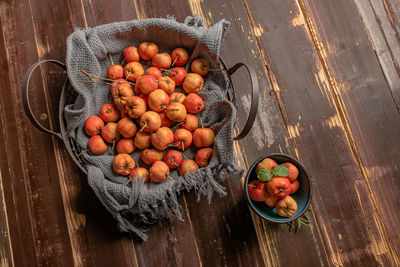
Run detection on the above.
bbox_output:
[244,153,312,223]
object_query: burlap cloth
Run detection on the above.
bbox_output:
[64,16,244,240]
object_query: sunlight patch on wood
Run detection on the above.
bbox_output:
[321,114,344,130]
[290,12,305,27]
[253,24,264,37]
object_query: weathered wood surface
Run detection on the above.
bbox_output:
[0,0,399,266]
[355,0,400,110]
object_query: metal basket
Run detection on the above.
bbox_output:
[22,58,259,174]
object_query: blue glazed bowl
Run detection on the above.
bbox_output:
[244,153,312,223]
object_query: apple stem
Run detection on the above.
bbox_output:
[120,58,125,66]
[182,141,185,151]
[84,81,113,86]
[173,121,184,128]
[168,108,180,111]
[81,70,119,83]
[200,118,204,128]
[171,57,178,67]
[78,148,90,157]
[109,53,114,65]
[112,140,116,154]
[125,71,132,81]
[168,175,175,181]
[140,122,148,132]
[201,87,209,93]
[161,68,172,73]
[182,153,188,159]
[248,184,257,188]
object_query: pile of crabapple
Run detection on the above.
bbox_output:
[82,42,220,185]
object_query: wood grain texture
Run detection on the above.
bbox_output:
[355,0,400,110]
[196,0,329,266]
[0,0,75,265]
[245,0,399,265]
[0,171,13,267]
[301,0,400,264]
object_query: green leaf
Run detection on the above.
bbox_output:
[257,168,273,182]
[272,164,290,177]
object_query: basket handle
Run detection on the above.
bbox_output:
[22,59,66,139]
[220,59,260,140]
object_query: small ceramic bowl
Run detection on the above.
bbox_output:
[244,153,312,223]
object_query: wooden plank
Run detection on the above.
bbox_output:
[0,170,13,267]
[244,0,399,265]
[300,0,400,264]
[354,0,400,110]
[0,1,75,266]
[184,1,331,266]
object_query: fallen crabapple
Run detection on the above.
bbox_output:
[179,159,198,176]
[183,73,204,94]
[149,161,170,183]
[129,167,149,182]
[134,131,152,149]
[168,67,187,86]
[116,138,136,154]
[170,92,186,104]
[113,83,134,106]
[193,127,215,148]
[99,103,120,123]
[159,112,172,127]
[141,148,164,165]
[139,111,161,133]
[138,42,159,60]
[148,89,170,112]
[171,48,189,66]
[88,135,108,155]
[282,162,299,182]
[117,117,137,138]
[157,76,175,95]
[135,75,158,95]
[276,195,297,217]
[123,46,140,63]
[125,96,146,119]
[145,67,162,80]
[152,53,172,69]
[124,62,144,82]
[84,115,104,136]
[166,103,187,122]
[173,128,192,151]
[181,114,198,132]
[151,127,174,151]
[163,150,183,169]
[113,153,135,176]
[195,147,213,167]
[183,93,204,114]
[101,122,120,144]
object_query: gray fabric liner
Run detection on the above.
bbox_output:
[65,15,244,240]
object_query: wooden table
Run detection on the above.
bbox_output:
[1,0,399,266]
